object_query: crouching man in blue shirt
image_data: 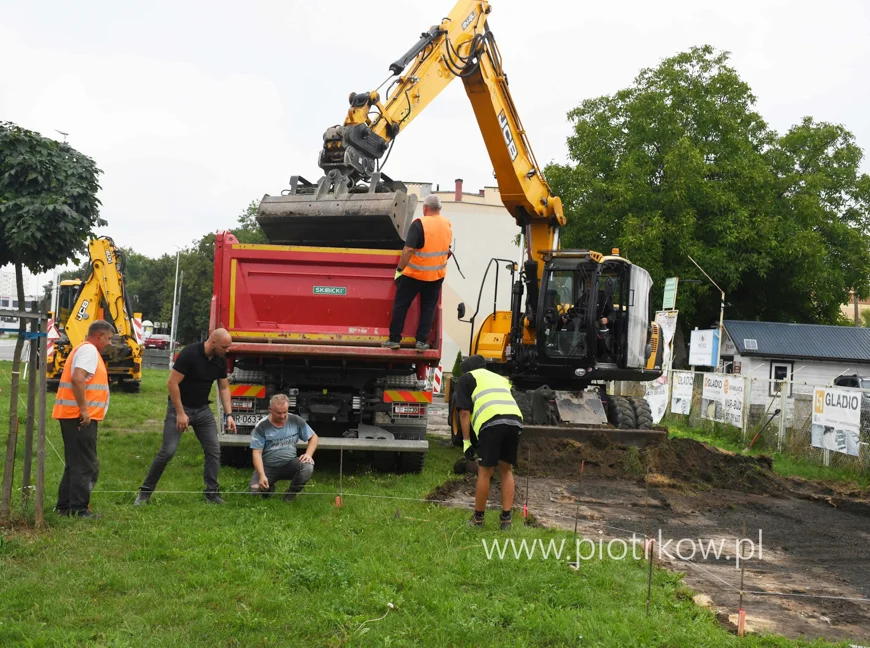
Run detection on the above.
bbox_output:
[249,394,318,502]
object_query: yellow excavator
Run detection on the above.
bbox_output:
[257,0,663,443]
[47,237,143,392]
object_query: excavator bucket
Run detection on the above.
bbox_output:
[256,173,417,250]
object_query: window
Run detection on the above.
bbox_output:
[769,361,794,397]
[744,339,758,351]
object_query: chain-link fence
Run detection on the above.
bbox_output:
[617,371,870,474]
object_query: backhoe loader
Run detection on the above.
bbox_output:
[47,237,143,392]
[254,0,664,444]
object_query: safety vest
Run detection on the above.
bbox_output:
[52,343,110,421]
[468,368,523,434]
[403,214,452,281]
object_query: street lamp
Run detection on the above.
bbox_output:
[687,255,726,363]
[168,246,181,369]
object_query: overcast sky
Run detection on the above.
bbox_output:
[2,0,869,277]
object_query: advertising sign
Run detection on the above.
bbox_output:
[721,376,744,429]
[689,329,720,367]
[644,374,669,424]
[662,278,679,310]
[811,388,862,457]
[655,311,679,371]
[671,370,694,415]
[701,373,725,422]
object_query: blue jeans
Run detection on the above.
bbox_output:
[140,404,221,494]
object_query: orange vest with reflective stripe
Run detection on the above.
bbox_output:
[403,214,452,281]
[52,343,110,421]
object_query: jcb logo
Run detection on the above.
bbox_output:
[498,110,518,161]
[75,300,90,321]
[814,389,825,414]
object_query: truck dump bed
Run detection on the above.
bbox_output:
[212,232,442,363]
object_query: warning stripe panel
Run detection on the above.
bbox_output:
[229,384,266,398]
[383,390,432,403]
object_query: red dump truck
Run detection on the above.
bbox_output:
[211,230,441,473]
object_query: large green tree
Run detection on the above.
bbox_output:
[545,46,870,330]
[0,122,103,516]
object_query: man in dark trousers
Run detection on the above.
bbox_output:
[454,355,523,530]
[135,328,236,505]
[52,319,114,519]
[383,193,452,353]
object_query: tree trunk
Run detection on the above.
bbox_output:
[1,263,27,517]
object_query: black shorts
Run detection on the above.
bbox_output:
[477,422,521,467]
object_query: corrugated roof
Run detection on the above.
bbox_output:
[723,320,870,363]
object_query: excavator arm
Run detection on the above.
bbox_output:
[321,0,564,267]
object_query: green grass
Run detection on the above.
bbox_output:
[666,419,870,489]
[0,364,849,647]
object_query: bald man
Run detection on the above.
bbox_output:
[136,329,235,505]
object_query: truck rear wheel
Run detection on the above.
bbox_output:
[608,396,637,429]
[398,451,425,474]
[629,397,654,430]
[371,451,398,473]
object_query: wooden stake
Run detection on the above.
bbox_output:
[646,536,655,617]
[336,447,343,507]
[573,460,585,537]
[35,318,47,526]
[523,447,530,521]
[22,320,38,503]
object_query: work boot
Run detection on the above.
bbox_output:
[134,490,152,507]
[204,492,226,505]
[415,341,430,353]
[499,512,513,531]
[382,340,401,350]
[467,512,484,528]
[72,508,102,520]
[53,506,70,517]
[284,489,300,503]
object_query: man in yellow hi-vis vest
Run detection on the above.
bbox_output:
[383,193,452,353]
[52,320,114,519]
[454,355,523,530]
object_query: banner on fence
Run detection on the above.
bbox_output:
[671,370,694,415]
[722,376,744,429]
[811,387,861,456]
[655,311,679,371]
[644,374,669,424]
[689,329,719,367]
[701,373,724,422]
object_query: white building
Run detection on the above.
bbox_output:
[721,319,870,407]
[405,179,522,370]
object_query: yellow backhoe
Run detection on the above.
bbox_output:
[48,237,143,392]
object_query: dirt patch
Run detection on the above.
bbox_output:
[428,436,870,644]
[515,435,789,496]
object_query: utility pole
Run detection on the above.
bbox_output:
[688,255,725,365]
[168,247,181,369]
[852,289,860,326]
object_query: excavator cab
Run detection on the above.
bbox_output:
[534,252,659,388]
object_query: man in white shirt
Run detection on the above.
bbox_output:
[51,320,114,519]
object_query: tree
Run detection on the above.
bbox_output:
[234,200,268,245]
[545,46,870,331]
[0,122,103,516]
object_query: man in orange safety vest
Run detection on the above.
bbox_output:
[52,319,114,519]
[383,193,452,353]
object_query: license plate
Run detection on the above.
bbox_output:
[394,404,423,415]
[231,398,255,410]
[233,414,264,427]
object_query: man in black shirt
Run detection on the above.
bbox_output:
[135,328,236,505]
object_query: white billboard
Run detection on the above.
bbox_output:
[671,370,694,415]
[811,387,862,457]
[689,329,720,367]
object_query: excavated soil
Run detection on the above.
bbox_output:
[433,434,870,644]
